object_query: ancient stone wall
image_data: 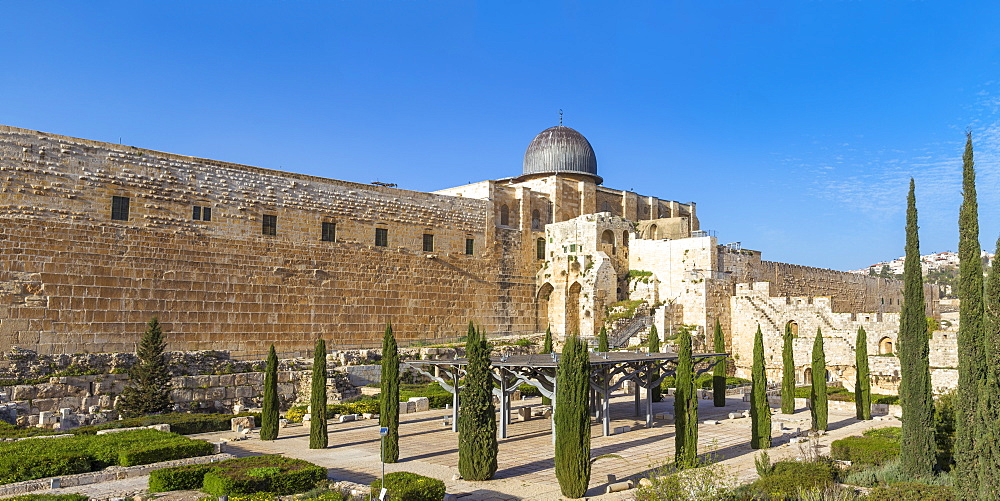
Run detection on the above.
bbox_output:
[0,125,535,355]
[749,261,911,314]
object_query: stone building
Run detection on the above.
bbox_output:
[0,123,944,392]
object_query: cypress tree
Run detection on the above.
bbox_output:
[309,339,328,449]
[118,317,172,418]
[899,179,936,477]
[649,324,662,402]
[810,329,828,431]
[458,322,498,481]
[855,326,871,420]
[555,335,591,498]
[974,236,1000,496]
[380,323,400,463]
[674,326,698,465]
[750,325,771,449]
[597,325,610,352]
[542,326,554,406]
[713,319,726,407]
[259,345,279,441]
[956,131,984,496]
[781,322,795,414]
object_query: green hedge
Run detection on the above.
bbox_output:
[863,426,902,440]
[201,456,326,495]
[659,375,749,391]
[517,384,541,398]
[399,383,452,409]
[743,460,835,498]
[0,422,61,440]
[149,464,215,492]
[328,397,380,416]
[865,482,953,501]
[791,386,899,405]
[71,412,260,436]
[831,436,900,466]
[0,429,212,485]
[370,471,446,501]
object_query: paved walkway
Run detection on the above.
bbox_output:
[19,394,897,500]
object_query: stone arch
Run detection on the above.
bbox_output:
[648,224,658,239]
[786,320,798,336]
[601,230,615,245]
[803,367,812,386]
[878,337,894,355]
[566,282,582,336]
[532,209,541,230]
[500,205,510,226]
[536,283,554,332]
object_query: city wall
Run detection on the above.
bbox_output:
[0,126,536,355]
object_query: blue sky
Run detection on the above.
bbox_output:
[3,2,1000,271]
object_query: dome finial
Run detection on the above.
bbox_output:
[558,109,564,126]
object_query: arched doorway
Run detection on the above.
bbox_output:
[803,368,812,386]
[566,282,582,336]
[786,320,798,336]
[536,283,554,332]
[879,337,894,355]
[601,230,616,255]
[648,224,658,239]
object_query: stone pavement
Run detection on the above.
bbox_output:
[15,394,897,500]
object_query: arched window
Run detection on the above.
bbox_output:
[536,237,545,260]
[500,204,509,226]
[786,320,798,336]
[648,224,658,239]
[532,209,541,230]
[601,230,615,245]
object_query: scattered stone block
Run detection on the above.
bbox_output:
[517,407,531,421]
[339,414,356,423]
[211,441,225,454]
[149,423,171,432]
[232,415,255,431]
[607,474,617,483]
[606,481,633,493]
[703,420,720,425]
[638,478,653,487]
[614,425,630,434]
[408,397,430,413]
[279,418,289,428]
[655,412,673,421]
[88,405,101,414]
[362,413,375,420]
[728,412,743,419]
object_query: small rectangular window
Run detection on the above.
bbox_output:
[111,196,130,221]
[375,227,388,247]
[422,234,434,252]
[322,222,336,242]
[465,238,474,255]
[536,238,545,260]
[202,207,212,221]
[262,214,277,236]
[193,206,202,220]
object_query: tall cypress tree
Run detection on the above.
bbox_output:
[956,131,984,497]
[260,345,279,441]
[899,179,935,477]
[781,322,795,414]
[750,325,771,449]
[597,325,610,352]
[713,319,726,407]
[974,236,1000,497]
[648,324,662,402]
[309,338,328,449]
[118,317,172,418]
[541,326,554,406]
[855,326,871,420]
[555,335,591,498]
[380,323,400,463]
[810,329,828,431]
[674,326,698,465]
[458,322,498,481]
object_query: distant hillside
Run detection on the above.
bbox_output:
[850,250,994,298]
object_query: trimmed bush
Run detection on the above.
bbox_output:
[200,456,326,496]
[865,482,953,501]
[864,426,902,440]
[370,471,445,501]
[71,412,261,436]
[149,464,216,492]
[8,495,90,501]
[0,429,212,485]
[744,460,834,498]
[831,435,900,465]
[0,422,59,439]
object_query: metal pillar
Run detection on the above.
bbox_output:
[646,363,654,428]
[451,370,459,433]
[499,370,508,439]
[634,380,641,416]
[551,377,557,445]
[602,366,611,436]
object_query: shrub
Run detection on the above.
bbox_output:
[863,426,902,440]
[72,412,261,436]
[831,436,900,466]
[149,464,216,492]
[200,456,326,496]
[865,482,953,501]
[0,422,60,439]
[517,384,541,398]
[744,460,835,498]
[328,396,381,415]
[0,429,211,485]
[286,406,308,423]
[370,471,445,501]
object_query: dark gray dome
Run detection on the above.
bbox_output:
[522,126,601,184]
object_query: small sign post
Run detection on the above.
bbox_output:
[377,427,388,501]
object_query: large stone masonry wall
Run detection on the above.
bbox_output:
[749,261,914,315]
[0,125,535,354]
